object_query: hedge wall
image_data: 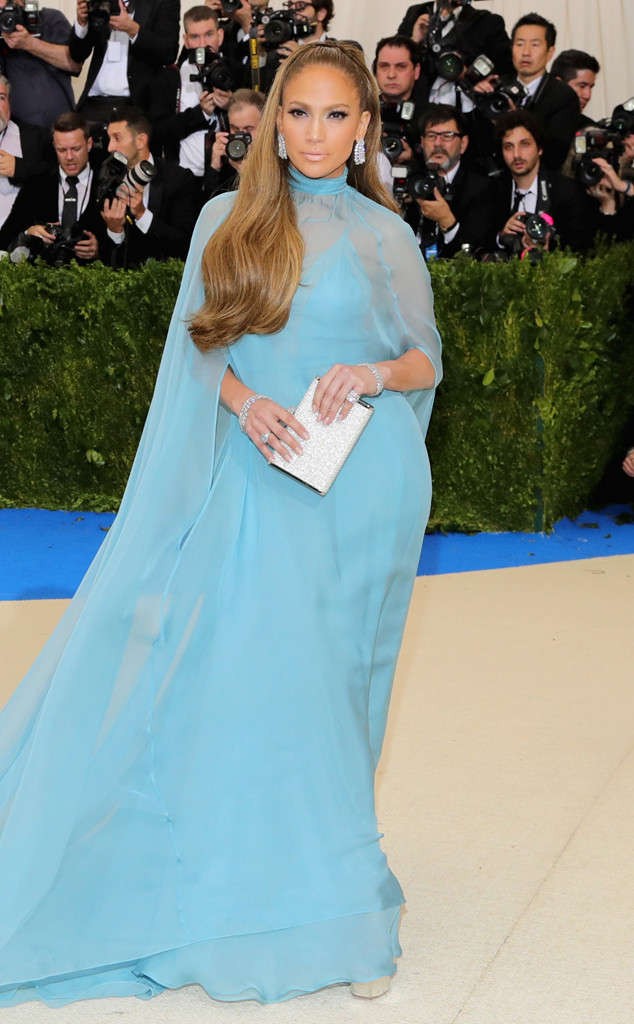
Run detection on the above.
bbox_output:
[0,247,632,531]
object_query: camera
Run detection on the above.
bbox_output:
[574,99,634,187]
[189,47,235,92]
[221,0,242,11]
[226,131,252,161]
[0,0,40,34]
[12,222,85,267]
[455,55,527,120]
[86,0,118,31]
[96,150,156,207]
[408,170,451,202]
[380,101,415,163]
[261,8,315,50]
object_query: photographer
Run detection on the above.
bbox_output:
[0,0,80,128]
[397,1,512,110]
[100,105,198,267]
[373,35,424,168]
[405,103,494,258]
[69,0,179,129]
[152,7,235,185]
[551,50,600,129]
[274,1,335,58]
[202,86,263,197]
[493,109,594,257]
[0,74,50,248]
[481,13,580,172]
[587,154,634,243]
[3,111,106,262]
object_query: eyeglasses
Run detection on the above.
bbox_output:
[423,130,462,142]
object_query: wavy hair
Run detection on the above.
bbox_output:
[189,41,398,352]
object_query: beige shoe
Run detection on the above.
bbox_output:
[350,976,392,999]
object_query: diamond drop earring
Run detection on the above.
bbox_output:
[353,138,366,165]
[277,133,288,160]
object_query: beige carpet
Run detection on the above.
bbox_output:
[1,554,633,1023]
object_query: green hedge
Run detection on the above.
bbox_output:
[1,248,633,530]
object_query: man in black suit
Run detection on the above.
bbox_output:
[100,105,198,267]
[501,13,579,171]
[0,73,50,248]
[551,50,601,130]
[398,1,513,103]
[2,111,108,260]
[152,7,235,179]
[405,103,495,258]
[68,0,179,129]
[492,110,594,255]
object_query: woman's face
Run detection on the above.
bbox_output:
[277,65,371,179]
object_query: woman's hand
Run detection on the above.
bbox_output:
[244,397,309,464]
[623,448,634,478]
[313,364,377,425]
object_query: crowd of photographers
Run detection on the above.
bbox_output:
[0,0,632,269]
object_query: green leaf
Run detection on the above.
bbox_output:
[482,368,495,387]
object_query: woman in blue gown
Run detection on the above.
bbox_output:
[0,42,442,1006]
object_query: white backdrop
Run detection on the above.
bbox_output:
[47,0,633,119]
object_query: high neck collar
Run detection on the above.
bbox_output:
[288,164,348,195]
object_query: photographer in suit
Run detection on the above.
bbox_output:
[152,7,237,184]
[493,110,593,256]
[551,50,600,129]
[202,87,264,198]
[0,74,50,248]
[483,13,580,172]
[69,0,179,130]
[100,105,198,267]
[373,35,425,168]
[3,111,107,261]
[397,1,513,110]
[405,103,494,258]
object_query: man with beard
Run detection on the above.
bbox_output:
[493,109,593,255]
[405,103,495,258]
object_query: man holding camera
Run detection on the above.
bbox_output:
[69,0,179,129]
[397,1,512,110]
[405,103,494,258]
[2,111,106,261]
[0,73,50,248]
[100,105,198,267]
[493,110,593,256]
[373,35,426,169]
[0,0,79,128]
[491,14,579,172]
[152,6,235,184]
[203,86,263,197]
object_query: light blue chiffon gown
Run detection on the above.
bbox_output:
[0,166,442,1007]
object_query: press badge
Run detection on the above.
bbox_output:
[424,243,439,262]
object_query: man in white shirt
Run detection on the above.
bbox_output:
[152,6,234,179]
[69,0,179,129]
[0,74,49,247]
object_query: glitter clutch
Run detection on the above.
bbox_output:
[269,377,374,495]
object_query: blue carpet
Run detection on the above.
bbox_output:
[1,506,633,601]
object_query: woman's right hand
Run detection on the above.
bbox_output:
[243,397,309,464]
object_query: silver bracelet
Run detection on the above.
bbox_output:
[361,362,385,397]
[238,393,268,433]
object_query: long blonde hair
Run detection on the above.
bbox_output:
[189,41,398,352]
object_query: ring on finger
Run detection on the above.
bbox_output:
[260,431,270,444]
[346,389,360,404]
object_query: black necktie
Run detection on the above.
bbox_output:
[61,175,79,233]
[512,190,527,215]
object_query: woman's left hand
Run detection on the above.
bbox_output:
[313,364,378,425]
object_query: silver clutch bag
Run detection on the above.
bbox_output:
[269,377,374,495]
